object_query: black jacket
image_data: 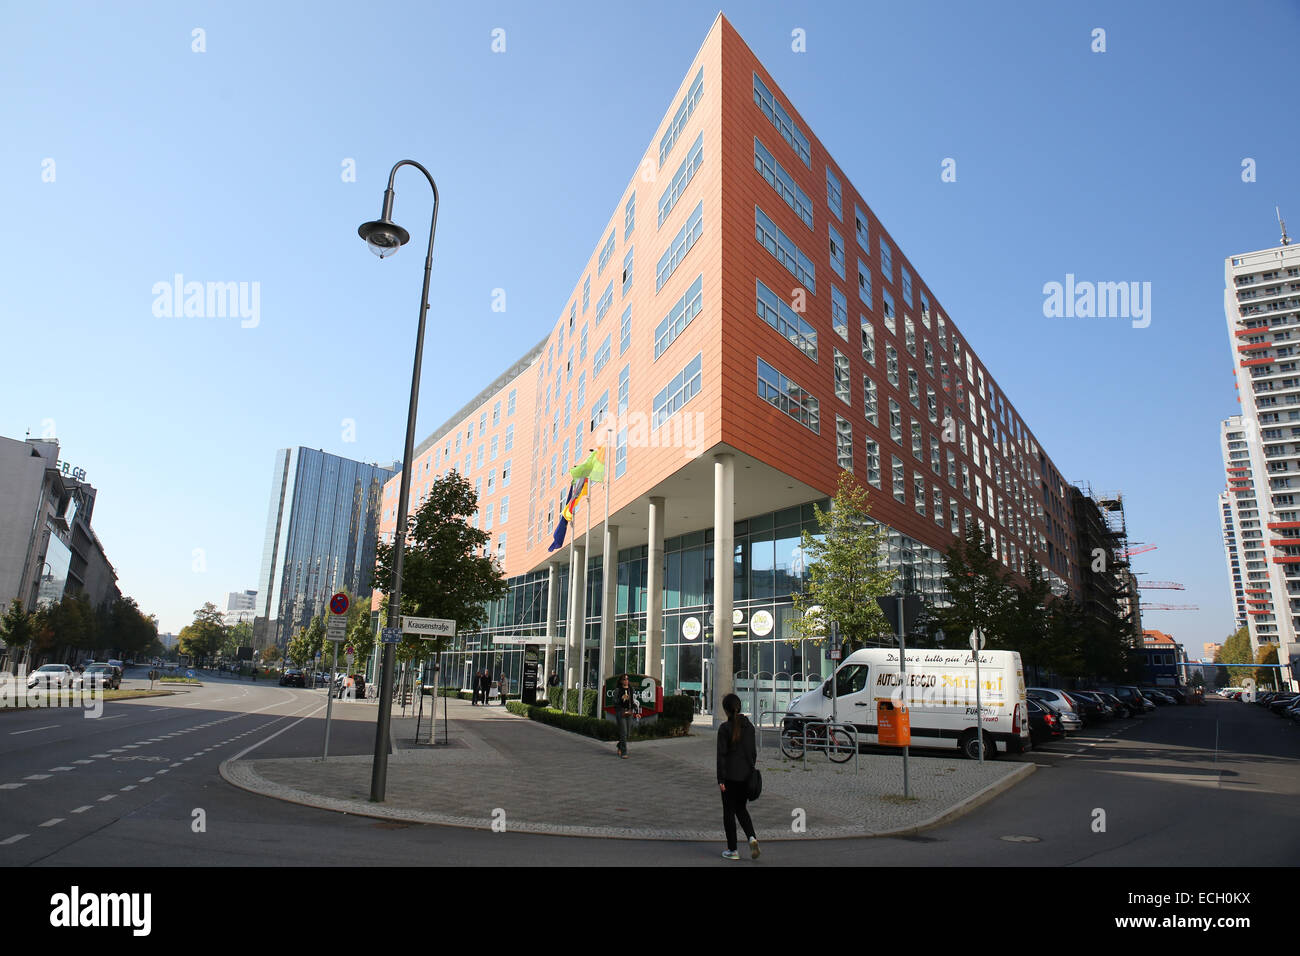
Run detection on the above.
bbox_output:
[717,716,757,784]
[613,684,642,717]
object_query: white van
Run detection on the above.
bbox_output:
[785,647,1032,759]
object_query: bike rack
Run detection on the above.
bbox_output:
[786,715,860,774]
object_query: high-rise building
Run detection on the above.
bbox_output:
[1222,225,1300,689]
[375,15,1122,711]
[1217,424,1250,632]
[255,448,398,649]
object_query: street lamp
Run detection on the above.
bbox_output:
[358,160,440,802]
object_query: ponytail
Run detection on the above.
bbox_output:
[723,693,743,743]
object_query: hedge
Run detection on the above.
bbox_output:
[505,699,693,742]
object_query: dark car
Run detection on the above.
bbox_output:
[1098,685,1148,715]
[279,669,306,688]
[1026,698,1065,745]
[77,664,122,690]
[1083,689,1132,718]
[1267,693,1298,715]
[1062,691,1106,724]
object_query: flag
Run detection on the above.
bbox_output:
[563,477,590,521]
[570,447,606,484]
[547,478,587,552]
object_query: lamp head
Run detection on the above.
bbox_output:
[358,186,410,258]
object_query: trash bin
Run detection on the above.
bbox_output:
[876,700,911,746]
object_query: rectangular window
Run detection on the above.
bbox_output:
[926,385,938,423]
[904,317,916,356]
[886,345,899,386]
[583,276,590,312]
[490,435,499,461]
[889,399,902,443]
[752,72,810,166]
[757,357,819,434]
[934,486,944,525]
[826,167,842,220]
[756,278,818,361]
[617,364,630,417]
[620,305,632,355]
[577,371,586,411]
[615,428,628,479]
[479,413,487,436]
[656,201,703,292]
[755,205,815,293]
[485,503,494,530]
[866,440,881,488]
[914,474,926,515]
[920,291,931,327]
[892,456,905,502]
[828,224,846,279]
[902,266,914,307]
[950,500,959,534]
[659,68,703,168]
[831,286,849,340]
[502,459,511,486]
[754,137,812,228]
[659,131,704,227]
[924,341,934,375]
[857,259,872,309]
[593,335,612,376]
[563,395,571,428]
[653,352,703,429]
[580,326,589,362]
[962,462,971,497]
[882,288,896,324]
[598,230,615,275]
[946,450,956,487]
[911,419,923,460]
[861,318,875,365]
[908,368,919,408]
[854,205,869,250]
[880,240,893,283]
[492,402,501,426]
[930,436,941,474]
[863,375,878,425]
[937,314,947,350]
[836,416,853,470]
[654,274,703,359]
[595,281,614,324]
[624,192,635,240]
[834,349,850,403]
[622,246,634,294]
[500,496,509,523]
[507,389,516,415]
[504,425,514,453]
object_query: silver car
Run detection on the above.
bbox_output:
[26,664,74,689]
[1028,687,1083,731]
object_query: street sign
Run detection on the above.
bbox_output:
[326,618,347,642]
[969,628,986,651]
[329,592,350,615]
[401,616,456,638]
[381,627,402,644]
[344,644,354,657]
[829,647,841,660]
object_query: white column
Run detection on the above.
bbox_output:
[646,496,665,684]
[712,453,735,726]
[601,524,619,685]
[566,543,586,704]
[544,562,559,691]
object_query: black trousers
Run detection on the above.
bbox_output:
[721,779,755,851]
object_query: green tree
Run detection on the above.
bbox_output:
[1215,627,1253,686]
[933,524,1017,648]
[0,599,36,673]
[1255,644,1280,692]
[788,471,895,651]
[178,602,226,665]
[373,472,506,657]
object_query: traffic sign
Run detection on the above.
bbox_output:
[326,617,347,642]
[969,629,986,651]
[329,592,350,615]
[401,616,456,638]
[381,627,402,644]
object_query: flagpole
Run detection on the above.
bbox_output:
[583,460,592,708]
[564,491,575,716]
[600,431,611,686]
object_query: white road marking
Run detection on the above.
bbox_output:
[70,806,92,814]
[120,785,136,792]
[49,766,75,772]
[0,834,29,845]
[39,819,63,828]
[156,769,169,775]
[100,715,124,720]
[97,795,116,802]
[90,753,110,758]
[0,783,25,790]
[169,762,182,768]
[24,774,51,781]
[9,724,59,735]
[108,749,125,753]
[183,757,194,762]
[73,759,93,765]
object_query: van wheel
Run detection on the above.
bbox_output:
[959,730,996,760]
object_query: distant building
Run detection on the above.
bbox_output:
[1204,641,1222,660]
[227,589,257,611]
[159,632,178,649]
[254,448,398,649]
[1141,629,1185,687]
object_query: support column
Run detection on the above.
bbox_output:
[600,525,619,686]
[544,562,559,692]
[566,543,586,707]
[712,453,735,726]
[645,496,665,684]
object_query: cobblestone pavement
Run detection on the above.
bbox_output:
[222,696,1031,840]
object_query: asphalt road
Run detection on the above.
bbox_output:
[1,677,1295,867]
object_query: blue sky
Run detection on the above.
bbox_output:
[1,0,1296,649]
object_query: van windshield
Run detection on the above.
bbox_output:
[834,664,869,696]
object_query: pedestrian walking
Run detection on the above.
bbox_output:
[471,668,483,705]
[612,673,642,758]
[717,692,760,861]
[497,673,509,705]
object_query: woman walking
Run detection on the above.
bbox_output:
[613,673,642,758]
[717,693,759,860]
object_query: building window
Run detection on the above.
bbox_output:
[864,375,878,425]
[861,319,875,365]
[590,391,610,432]
[659,67,703,168]
[620,305,632,355]
[490,435,499,461]
[754,136,812,228]
[882,289,896,327]
[866,440,881,488]
[854,205,869,250]
[892,456,905,502]
[946,450,956,488]
[930,436,941,475]
[752,72,810,166]
[934,486,944,525]
[492,402,501,426]
[654,274,703,359]
[622,247,634,294]
[756,278,817,361]
[757,357,819,434]
[889,399,902,443]
[834,349,851,403]
[500,497,509,523]
[593,335,612,376]
[653,352,703,429]
[505,424,514,452]
[836,416,853,470]
[880,239,893,283]
[507,389,516,416]
[583,276,590,312]
[904,316,916,356]
[595,281,614,324]
[624,192,635,240]
[658,132,704,227]
[908,368,920,408]
[598,230,616,276]
[615,428,628,478]
[617,364,630,417]
[914,474,926,515]
[755,205,816,294]
[902,266,914,308]
[502,459,511,486]
[577,372,586,411]
[656,201,704,292]
[485,503,494,530]
[826,167,842,220]
[926,385,938,423]
[857,259,872,309]
[829,224,846,279]
[886,345,899,386]
[911,420,923,461]
[563,394,571,429]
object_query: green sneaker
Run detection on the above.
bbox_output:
[721,849,741,860]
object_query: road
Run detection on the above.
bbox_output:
[1,677,1296,866]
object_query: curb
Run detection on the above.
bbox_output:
[218,749,1036,842]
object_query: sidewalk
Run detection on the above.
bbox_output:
[221,696,1032,840]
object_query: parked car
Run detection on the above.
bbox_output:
[1286,698,1300,723]
[1073,690,1118,719]
[1026,698,1065,744]
[1098,685,1149,715]
[1063,691,1106,724]
[76,664,122,690]
[26,664,74,689]
[1140,689,1176,706]
[1027,688,1082,731]
[1267,693,1298,715]
[279,669,306,688]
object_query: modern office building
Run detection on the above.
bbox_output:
[1217,422,1251,633]
[223,589,258,626]
[376,14,1118,713]
[1222,228,1300,689]
[255,448,398,649]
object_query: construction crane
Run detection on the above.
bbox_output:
[1117,543,1157,558]
[1137,581,1185,590]
[1140,603,1199,611]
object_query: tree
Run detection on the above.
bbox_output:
[286,616,326,669]
[933,524,1017,648]
[0,599,36,673]
[788,471,895,651]
[178,603,226,665]
[1255,644,1280,692]
[1216,627,1253,687]
[373,472,506,657]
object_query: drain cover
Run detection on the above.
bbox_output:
[1000,835,1041,843]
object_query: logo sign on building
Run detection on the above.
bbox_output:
[750,610,774,637]
[602,674,662,720]
[682,617,701,641]
[329,592,350,616]
[732,609,744,625]
[401,616,456,639]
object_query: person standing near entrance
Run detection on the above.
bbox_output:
[613,674,642,758]
[717,693,760,860]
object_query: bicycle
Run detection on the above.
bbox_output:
[780,716,856,763]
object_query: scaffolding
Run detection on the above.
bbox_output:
[1070,482,1143,641]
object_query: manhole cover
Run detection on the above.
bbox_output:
[1000,835,1041,843]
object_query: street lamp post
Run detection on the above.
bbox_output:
[358,160,440,803]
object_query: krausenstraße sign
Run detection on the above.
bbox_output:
[401,616,456,638]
